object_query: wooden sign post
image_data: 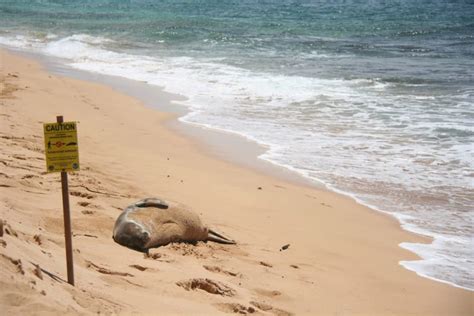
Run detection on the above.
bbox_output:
[43,116,80,286]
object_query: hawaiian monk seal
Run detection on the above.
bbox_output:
[113,198,235,252]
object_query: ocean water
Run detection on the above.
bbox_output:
[1,0,473,290]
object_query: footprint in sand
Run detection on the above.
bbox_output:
[145,251,163,260]
[144,251,175,263]
[70,191,95,199]
[203,265,241,278]
[77,201,102,209]
[254,288,282,298]
[167,243,209,259]
[215,303,256,314]
[71,290,122,314]
[216,301,293,315]
[41,250,52,257]
[250,301,293,316]
[129,264,155,272]
[176,278,236,297]
[1,292,29,307]
[0,254,25,275]
[86,261,133,277]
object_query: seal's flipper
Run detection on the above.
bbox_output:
[208,229,236,244]
[135,198,169,209]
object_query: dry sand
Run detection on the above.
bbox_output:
[0,48,472,315]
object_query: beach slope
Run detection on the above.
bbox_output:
[0,49,472,315]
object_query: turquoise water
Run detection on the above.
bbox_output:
[1,1,473,79]
[1,0,473,290]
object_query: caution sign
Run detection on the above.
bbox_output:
[43,121,80,173]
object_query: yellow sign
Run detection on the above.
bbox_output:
[43,121,80,173]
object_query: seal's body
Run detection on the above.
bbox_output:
[113,198,235,252]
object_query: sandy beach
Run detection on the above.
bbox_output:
[0,48,472,315]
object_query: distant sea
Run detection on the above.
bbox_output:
[1,0,472,290]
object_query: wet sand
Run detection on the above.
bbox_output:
[0,48,472,315]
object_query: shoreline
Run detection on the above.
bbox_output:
[16,46,318,190]
[18,46,472,292]
[1,48,472,314]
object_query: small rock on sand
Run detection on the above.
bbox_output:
[259,261,273,268]
[280,244,290,251]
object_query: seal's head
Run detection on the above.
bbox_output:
[113,222,150,253]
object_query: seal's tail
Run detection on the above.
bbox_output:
[208,229,236,244]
